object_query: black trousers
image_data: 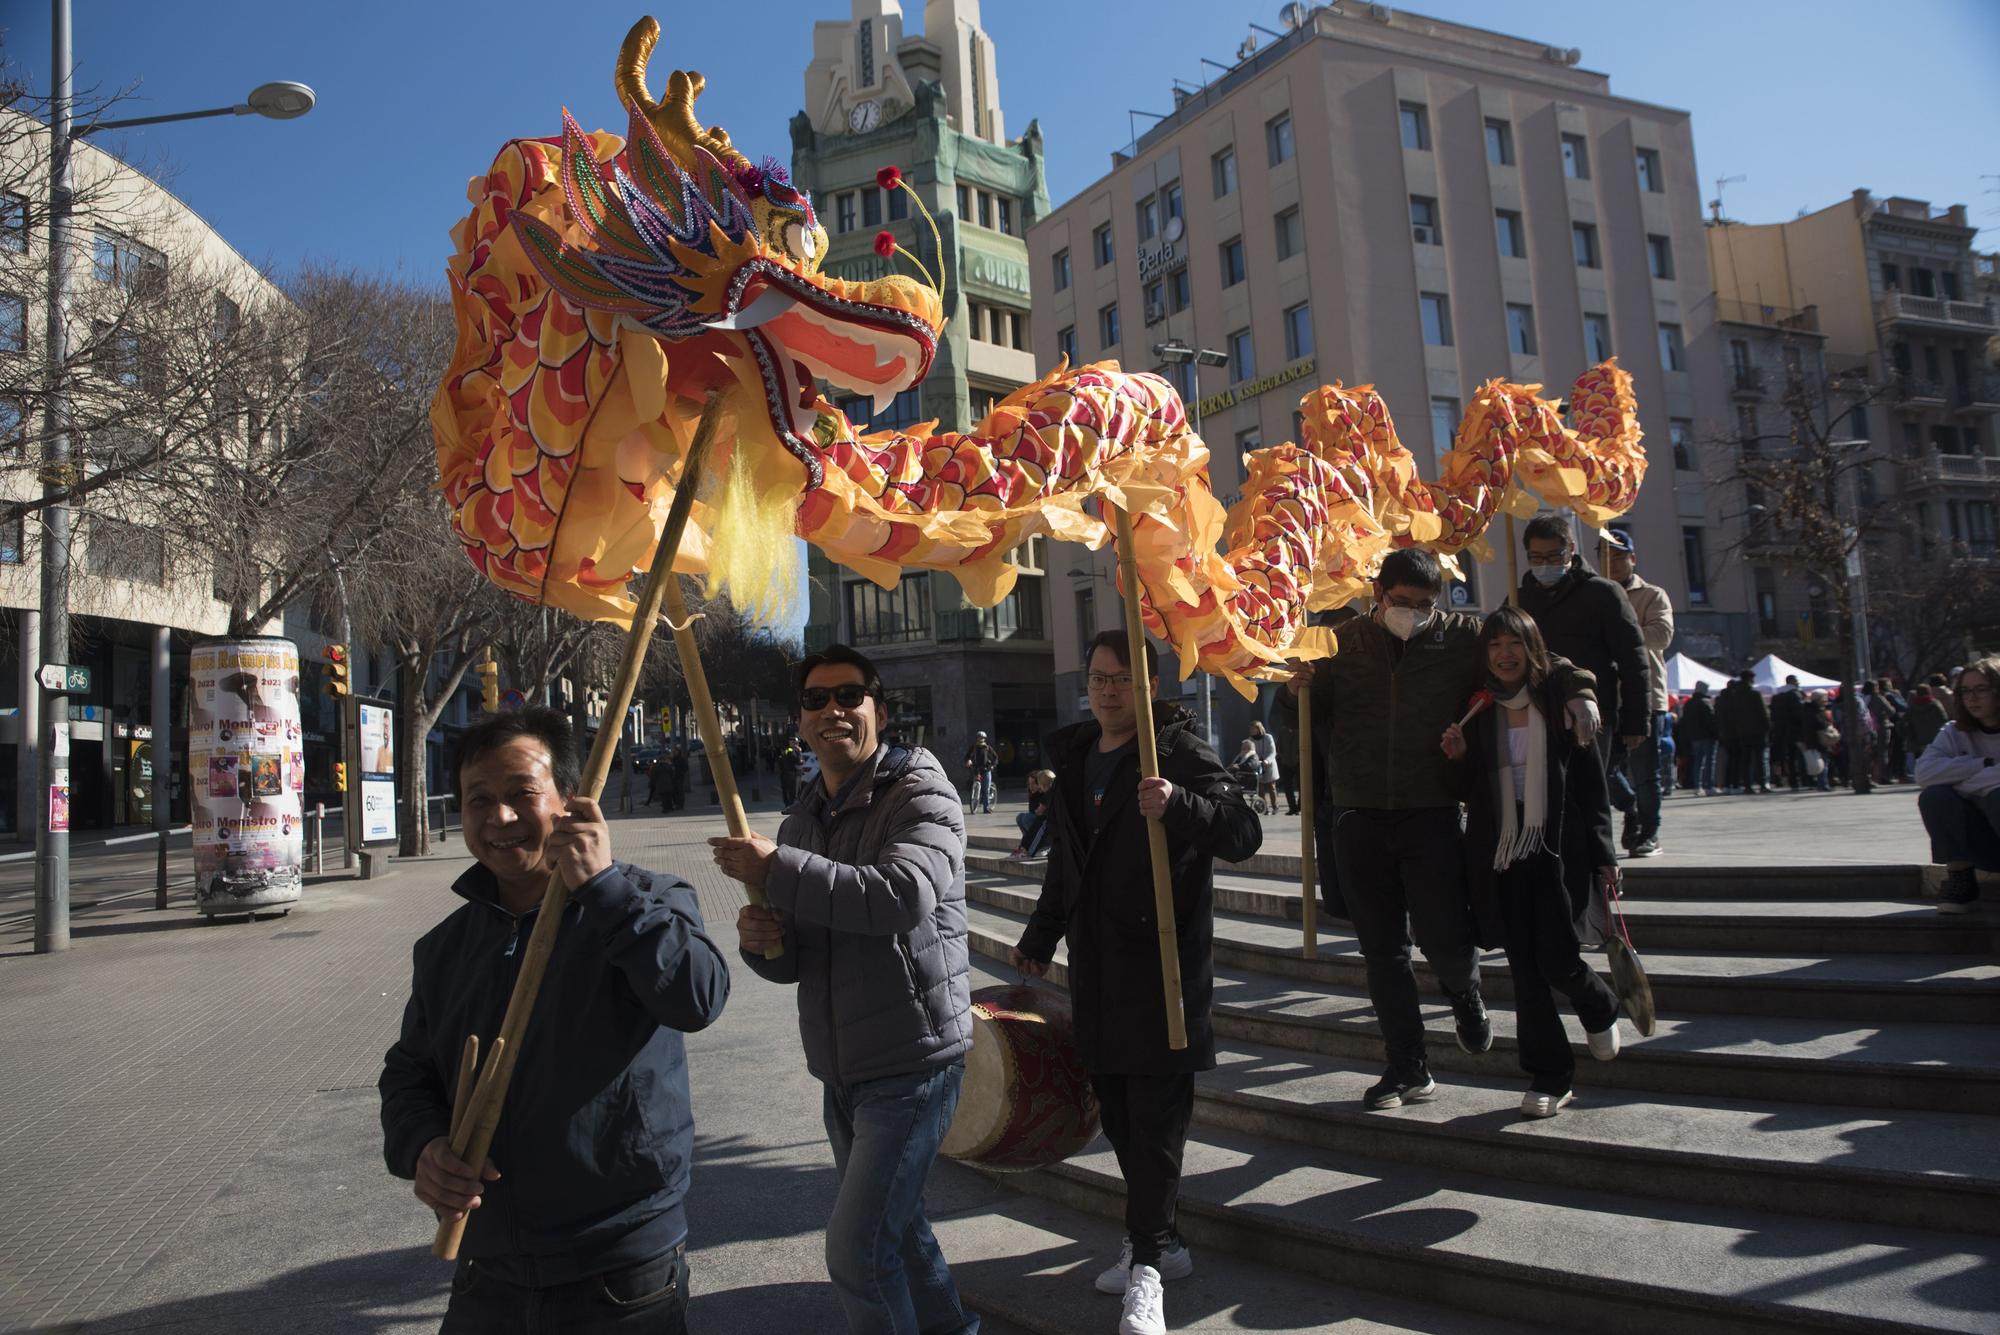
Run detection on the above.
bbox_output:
[1090,1072,1195,1266]
[1498,851,1619,1095]
[1332,806,1479,1072]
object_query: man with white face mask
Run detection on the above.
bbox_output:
[1286,549,1601,1110]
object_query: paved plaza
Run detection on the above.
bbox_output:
[0,781,1960,1333]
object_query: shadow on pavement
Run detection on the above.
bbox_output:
[81,1248,446,1334]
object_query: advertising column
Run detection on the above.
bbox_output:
[187,637,305,916]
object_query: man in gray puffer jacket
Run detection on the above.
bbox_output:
[711,642,977,1335]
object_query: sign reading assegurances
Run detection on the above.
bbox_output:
[188,637,304,915]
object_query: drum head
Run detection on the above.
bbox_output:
[940,1007,1011,1159]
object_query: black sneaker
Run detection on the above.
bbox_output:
[1448,983,1493,1054]
[1938,867,1979,915]
[1364,1065,1437,1110]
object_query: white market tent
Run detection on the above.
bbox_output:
[1664,653,1732,698]
[1752,654,1841,696]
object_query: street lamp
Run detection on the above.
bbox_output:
[1151,339,1229,744]
[34,0,316,952]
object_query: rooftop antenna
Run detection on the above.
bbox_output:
[1710,173,1746,223]
[1279,2,1307,30]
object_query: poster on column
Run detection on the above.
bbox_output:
[187,637,304,917]
[358,702,397,845]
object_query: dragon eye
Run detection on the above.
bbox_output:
[783,221,818,263]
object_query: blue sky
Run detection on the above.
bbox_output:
[6,0,1995,284]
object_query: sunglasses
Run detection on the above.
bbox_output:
[799,683,873,711]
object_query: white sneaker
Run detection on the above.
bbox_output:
[1521,1089,1574,1119]
[1093,1239,1193,1294]
[1118,1265,1166,1335]
[1587,1022,1622,1062]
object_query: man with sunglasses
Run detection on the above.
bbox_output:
[1011,629,1261,1335]
[712,644,977,1335]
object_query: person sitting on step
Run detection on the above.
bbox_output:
[1914,656,2000,915]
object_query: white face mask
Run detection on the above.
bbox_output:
[1529,563,1566,586]
[1381,606,1432,641]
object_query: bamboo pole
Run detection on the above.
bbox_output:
[432,389,726,1261]
[1505,513,1521,609]
[1298,686,1318,959]
[1112,504,1187,1051]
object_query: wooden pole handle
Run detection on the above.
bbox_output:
[447,1034,479,1144]
[430,389,728,1262]
[1113,504,1187,1052]
[1298,687,1318,960]
[1505,512,1521,609]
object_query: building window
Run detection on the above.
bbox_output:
[857,18,874,87]
[1220,236,1246,287]
[1143,280,1165,323]
[1561,133,1589,179]
[1506,304,1538,356]
[1658,321,1686,372]
[1399,101,1430,151]
[1093,223,1114,268]
[1409,196,1441,246]
[83,514,165,584]
[1682,526,1709,605]
[1484,118,1514,166]
[214,293,241,341]
[836,193,857,233]
[1647,234,1674,280]
[0,397,21,451]
[957,184,972,218]
[1737,404,1758,445]
[1880,260,1901,290]
[1494,210,1524,258]
[1670,418,1696,471]
[1057,325,1077,364]
[997,197,1014,236]
[0,509,21,565]
[1235,426,1263,456]
[1429,396,1460,459]
[1158,357,1193,401]
[1275,207,1303,260]
[0,294,24,353]
[1211,147,1237,198]
[1137,196,1160,242]
[1284,302,1313,361]
[1228,328,1255,382]
[1910,267,1936,298]
[1572,223,1600,269]
[1166,267,1190,313]
[862,189,881,228]
[1420,292,1452,347]
[92,231,165,292]
[1584,313,1612,362]
[846,576,932,646]
[1267,113,1294,165]
[0,192,25,253]
[976,191,993,229]
[1163,182,1184,223]
[1635,148,1663,193]
[1099,303,1120,349]
[1942,270,1962,300]
[1755,568,1779,637]
[1053,249,1071,291]
[888,187,908,221]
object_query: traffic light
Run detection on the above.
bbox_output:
[476,654,500,712]
[323,643,349,698]
[333,761,347,792]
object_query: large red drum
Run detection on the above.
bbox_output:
[942,984,1101,1172]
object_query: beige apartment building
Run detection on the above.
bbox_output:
[1029,3,1734,732]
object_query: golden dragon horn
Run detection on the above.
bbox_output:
[616,17,753,173]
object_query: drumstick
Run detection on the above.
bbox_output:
[448,1034,480,1143]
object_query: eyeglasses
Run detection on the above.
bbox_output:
[799,683,872,711]
[1086,673,1135,692]
[1525,548,1570,566]
[1961,684,1994,699]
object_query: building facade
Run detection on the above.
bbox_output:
[1028,3,1735,731]
[791,0,1058,784]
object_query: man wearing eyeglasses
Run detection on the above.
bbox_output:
[1011,629,1261,1335]
[711,644,977,1335]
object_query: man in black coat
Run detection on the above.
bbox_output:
[1012,630,1261,1333]
[1770,676,1806,791]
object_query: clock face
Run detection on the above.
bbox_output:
[849,99,881,134]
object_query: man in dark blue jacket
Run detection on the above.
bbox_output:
[379,708,730,1333]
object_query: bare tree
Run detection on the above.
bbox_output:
[1868,546,2000,684]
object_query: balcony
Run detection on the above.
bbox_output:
[1955,376,2000,415]
[1876,290,1999,334]
[1729,365,1765,398]
[1902,451,2000,489]
[1892,374,1948,408]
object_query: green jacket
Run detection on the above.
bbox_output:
[1283,609,1597,810]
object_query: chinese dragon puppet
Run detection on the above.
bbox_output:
[432,18,1647,697]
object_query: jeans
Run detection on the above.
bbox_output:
[1091,1073,1195,1266]
[823,1064,978,1335]
[1331,806,1479,1071]
[1600,732,1636,815]
[965,771,994,813]
[440,1246,688,1334]
[1691,739,1717,792]
[1497,853,1620,1095]
[1920,785,2000,871]
[1626,712,1665,842]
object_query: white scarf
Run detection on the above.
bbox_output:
[1492,686,1549,870]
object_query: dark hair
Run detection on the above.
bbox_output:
[1951,657,2000,729]
[1737,670,1755,685]
[793,642,884,702]
[1522,514,1572,549]
[453,706,582,799]
[1477,604,1553,688]
[1087,628,1159,678]
[1375,547,1442,594]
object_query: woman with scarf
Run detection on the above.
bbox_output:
[1442,606,1628,1119]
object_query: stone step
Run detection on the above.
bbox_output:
[965,854,1997,956]
[965,905,2000,1114]
[965,874,2000,1024]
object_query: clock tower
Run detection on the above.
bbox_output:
[792,0,1057,793]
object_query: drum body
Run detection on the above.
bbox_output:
[942,984,1100,1171]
